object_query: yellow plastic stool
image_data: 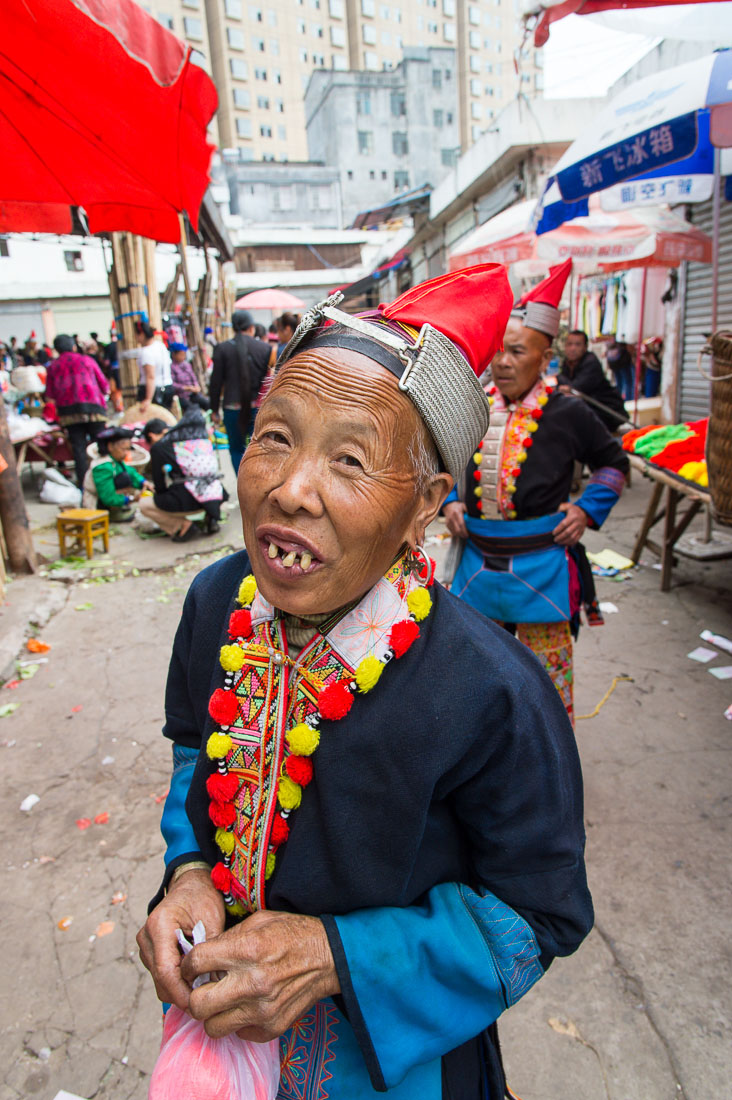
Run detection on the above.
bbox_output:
[57,508,110,560]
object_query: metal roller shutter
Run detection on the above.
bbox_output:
[679,199,732,421]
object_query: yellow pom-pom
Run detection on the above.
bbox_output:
[226,900,246,917]
[527,421,538,433]
[406,587,432,623]
[278,775,302,811]
[517,450,527,463]
[537,394,548,406]
[237,574,257,607]
[473,452,483,465]
[286,723,320,756]
[216,827,236,855]
[206,732,233,760]
[220,644,246,672]
[488,395,495,406]
[355,654,384,693]
[506,483,517,495]
[265,851,276,879]
[509,509,517,519]
[474,486,483,498]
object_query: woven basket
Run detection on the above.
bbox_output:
[700,331,732,526]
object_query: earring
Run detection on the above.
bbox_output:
[408,544,432,584]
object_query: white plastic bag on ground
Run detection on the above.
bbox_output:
[148,921,280,1100]
[40,470,81,507]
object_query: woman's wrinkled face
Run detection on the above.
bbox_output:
[238,347,437,617]
[108,439,131,462]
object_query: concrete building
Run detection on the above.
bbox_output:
[217,153,343,227]
[136,0,540,163]
[306,47,460,225]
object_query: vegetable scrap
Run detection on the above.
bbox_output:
[94,812,109,825]
[3,680,21,690]
[27,639,51,653]
[111,891,127,905]
[18,664,40,679]
[0,703,20,718]
[74,602,94,611]
[75,818,92,830]
[71,705,83,713]
[95,921,115,938]
[576,676,634,721]
[57,917,73,931]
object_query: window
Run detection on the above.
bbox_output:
[257,95,270,108]
[236,117,253,137]
[484,83,493,96]
[357,90,371,114]
[394,170,409,189]
[485,61,493,73]
[313,52,325,64]
[381,170,387,179]
[157,13,174,30]
[333,54,347,69]
[299,48,308,62]
[381,29,391,44]
[441,147,457,167]
[260,124,273,137]
[484,36,492,48]
[275,98,284,112]
[270,39,279,54]
[431,68,442,88]
[358,130,374,154]
[362,23,376,43]
[225,0,242,14]
[255,67,267,79]
[442,0,454,12]
[64,250,83,271]
[0,237,9,257]
[417,14,424,28]
[182,0,199,7]
[233,87,251,107]
[268,8,277,23]
[443,22,455,41]
[395,33,402,46]
[433,108,443,127]
[427,20,437,32]
[470,78,481,96]
[392,130,408,156]
[469,30,480,48]
[369,170,375,179]
[469,5,480,23]
[390,91,406,117]
[227,26,245,48]
[394,6,402,19]
[312,23,324,37]
[184,16,203,38]
[274,69,282,83]
[347,170,354,180]
[380,3,390,15]
[309,186,331,211]
[298,18,306,32]
[230,58,248,79]
[271,187,294,211]
[361,0,375,13]
[252,37,266,51]
[329,0,344,15]
[471,101,481,119]
[469,55,480,72]
[446,111,453,123]
[364,51,378,69]
[330,24,345,45]
[471,124,481,142]
[248,5,262,18]
[278,125,287,140]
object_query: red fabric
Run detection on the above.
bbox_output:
[2,0,217,242]
[380,264,514,376]
[318,680,354,720]
[652,420,708,471]
[531,0,706,47]
[518,259,572,309]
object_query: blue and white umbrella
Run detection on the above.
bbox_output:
[534,49,732,232]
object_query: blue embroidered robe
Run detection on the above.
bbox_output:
[154,549,593,1099]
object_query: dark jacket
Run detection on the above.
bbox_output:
[209,332,271,414]
[558,350,627,430]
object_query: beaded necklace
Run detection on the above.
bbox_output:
[205,554,436,917]
[472,376,555,520]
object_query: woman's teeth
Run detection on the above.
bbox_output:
[267,541,314,571]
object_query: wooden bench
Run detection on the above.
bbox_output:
[57,508,110,560]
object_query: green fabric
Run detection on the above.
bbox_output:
[92,459,143,509]
[633,423,692,459]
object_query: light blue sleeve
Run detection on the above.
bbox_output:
[576,482,621,527]
[324,881,543,1091]
[160,744,201,866]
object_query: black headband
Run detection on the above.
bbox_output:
[283,328,406,380]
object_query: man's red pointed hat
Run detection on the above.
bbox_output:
[513,258,572,338]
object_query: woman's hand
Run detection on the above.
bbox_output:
[137,868,225,1010]
[443,500,468,539]
[552,502,589,546]
[181,910,340,1042]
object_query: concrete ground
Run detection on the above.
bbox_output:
[0,467,730,1100]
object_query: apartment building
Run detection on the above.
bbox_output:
[140,0,540,162]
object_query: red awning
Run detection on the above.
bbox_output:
[527,0,717,47]
[1,0,217,242]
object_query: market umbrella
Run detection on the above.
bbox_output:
[1,0,217,243]
[522,0,724,46]
[234,289,307,311]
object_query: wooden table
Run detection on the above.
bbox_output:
[13,426,68,480]
[629,455,714,590]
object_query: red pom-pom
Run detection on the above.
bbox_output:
[318,680,354,720]
[473,470,482,482]
[228,609,253,639]
[534,408,544,419]
[270,815,290,847]
[424,556,437,587]
[209,801,236,828]
[511,467,521,478]
[206,773,239,803]
[285,754,314,786]
[389,618,420,658]
[477,439,484,450]
[476,500,483,511]
[523,437,533,448]
[209,689,238,726]
[211,862,233,893]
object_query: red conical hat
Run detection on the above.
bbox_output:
[513,258,572,338]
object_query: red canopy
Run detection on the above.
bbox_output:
[1,0,217,242]
[527,0,717,47]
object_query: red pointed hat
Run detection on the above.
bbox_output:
[380,263,514,376]
[513,258,572,338]
[277,264,513,480]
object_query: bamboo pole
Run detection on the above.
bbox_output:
[110,232,140,408]
[177,213,207,388]
[0,394,37,574]
[143,237,162,333]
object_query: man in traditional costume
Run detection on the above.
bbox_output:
[444,260,629,723]
[138,265,594,1100]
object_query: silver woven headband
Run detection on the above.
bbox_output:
[511,301,559,339]
[277,293,490,481]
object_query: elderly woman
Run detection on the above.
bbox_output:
[137,266,593,1100]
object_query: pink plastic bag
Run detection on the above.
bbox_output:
[148,921,280,1100]
[148,1005,281,1100]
